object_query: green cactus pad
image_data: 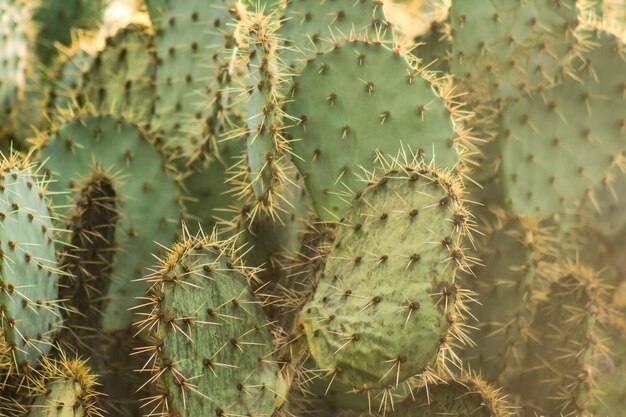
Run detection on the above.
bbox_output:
[135,230,287,417]
[47,37,99,116]
[500,31,626,219]
[184,139,245,233]
[78,25,156,128]
[285,40,464,221]
[37,113,182,332]
[235,164,311,286]
[301,161,472,388]
[31,0,105,65]
[450,0,580,102]
[0,0,30,129]
[407,374,512,417]
[148,0,241,156]
[463,214,557,384]
[279,0,390,71]
[28,354,103,417]
[518,263,611,415]
[0,155,62,371]
[240,11,291,205]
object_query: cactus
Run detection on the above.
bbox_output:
[0,0,31,133]
[0,1,624,416]
[77,24,156,128]
[462,212,559,383]
[279,0,391,71]
[35,111,182,333]
[230,9,292,215]
[285,39,470,220]
[450,0,583,103]
[30,0,105,66]
[499,30,626,220]
[301,158,473,388]
[134,228,287,417]
[516,262,612,416]
[147,0,242,157]
[0,153,62,375]
[26,353,103,417]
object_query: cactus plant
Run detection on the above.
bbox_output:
[35,111,182,332]
[0,1,624,416]
[134,228,287,417]
[0,153,62,376]
[301,157,474,388]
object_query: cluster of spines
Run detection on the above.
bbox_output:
[227,8,295,223]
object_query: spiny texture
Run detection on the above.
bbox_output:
[134,230,287,417]
[407,373,512,417]
[463,213,558,384]
[0,0,30,130]
[233,10,292,215]
[301,159,473,388]
[411,17,451,73]
[77,25,156,128]
[517,263,611,416]
[235,165,311,287]
[148,0,241,157]
[31,0,105,65]
[500,31,626,219]
[26,354,103,417]
[450,0,583,102]
[37,113,182,332]
[285,40,468,221]
[46,35,100,117]
[0,155,61,373]
[278,0,391,71]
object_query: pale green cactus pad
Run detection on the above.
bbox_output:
[37,113,182,332]
[500,31,626,219]
[0,156,61,371]
[450,0,581,102]
[301,161,472,388]
[135,231,287,417]
[285,40,464,220]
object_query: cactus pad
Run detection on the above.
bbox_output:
[0,155,62,371]
[301,160,473,388]
[37,113,182,332]
[285,40,464,220]
[135,229,287,417]
[500,31,626,219]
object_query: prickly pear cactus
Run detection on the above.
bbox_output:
[0,154,62,373]
[135,229,287,417]
[147,0,241,156]
[279,0,391,71]
[36,112,182,332]
[285,40,468,220]
[450,0,582,102]
[517,263,612,416]
[27,354,103,417]
[0,0,30,131]
[301,159,473,388]
[499,31,626,219]
[77,24,156,127]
